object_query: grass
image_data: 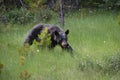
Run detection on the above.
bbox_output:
[0,11,120,80]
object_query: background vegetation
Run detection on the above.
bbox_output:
[0,0,120,24]
[0,0,120,80]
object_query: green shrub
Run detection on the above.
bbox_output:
[34,9,53,23]
[3,8,34,24]
[78,56,103,71]
[19,70,31,80]
[33,27,51,48]
[1,8,53,24]
[19,27,51,60]
[78,52,120,75]
[103,52,120,74]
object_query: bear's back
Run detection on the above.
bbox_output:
[33,24,62,34]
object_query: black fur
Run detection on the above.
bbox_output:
[24,24,73,53]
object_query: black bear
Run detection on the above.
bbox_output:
[24,24,73,53]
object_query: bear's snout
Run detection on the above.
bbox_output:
[61,41,68,48]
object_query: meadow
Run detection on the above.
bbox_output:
[0,11,120,80]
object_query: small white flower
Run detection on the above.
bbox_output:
[104,41,106,43]
[86,54,89,57]
[37,49,39,52]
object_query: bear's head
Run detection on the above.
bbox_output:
[53,29,73,52]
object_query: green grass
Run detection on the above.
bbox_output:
[0,11,120,80]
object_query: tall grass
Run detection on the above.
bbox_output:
[0,11,120,80]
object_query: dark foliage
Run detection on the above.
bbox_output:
[0,0,120,24]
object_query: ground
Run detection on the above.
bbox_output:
[0,11,120,80]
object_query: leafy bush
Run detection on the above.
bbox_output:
[78,52,120,75]
[18,27,51,68]
[103,52,120,74]
[19,70,31,80]
[103,0,120,10]
[3,8,34,24]
[78,56,103,72]
[33,27,51,48]
[19,27,51,57]
[0,7,53,24]
[34,9,53,23]
[24,0,47,9]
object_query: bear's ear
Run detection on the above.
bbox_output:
[65,29,69,35]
